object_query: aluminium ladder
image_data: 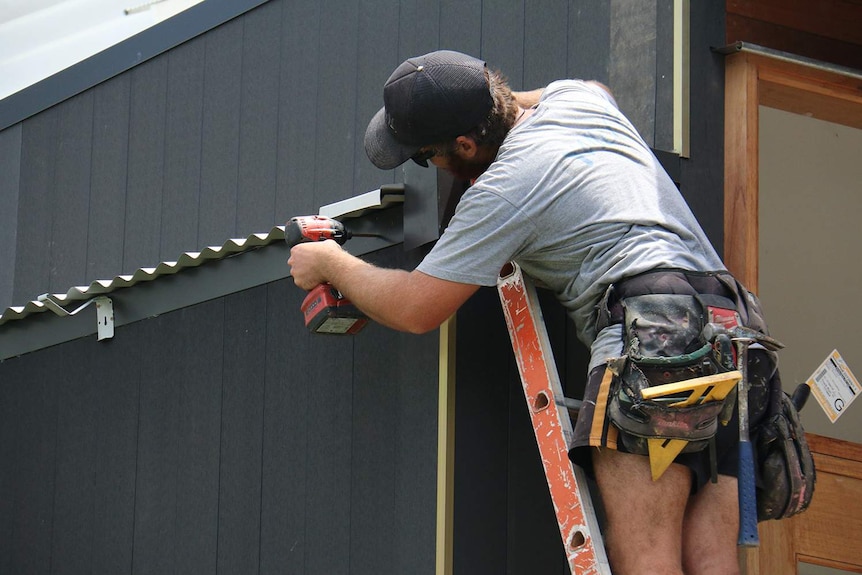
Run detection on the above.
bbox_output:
[497,262,612,575]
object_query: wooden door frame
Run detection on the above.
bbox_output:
[724,46,862,292]
[723,47,862,574]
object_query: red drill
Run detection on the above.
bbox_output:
[285,215,369,335]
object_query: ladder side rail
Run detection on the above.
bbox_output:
[497,262,612,575]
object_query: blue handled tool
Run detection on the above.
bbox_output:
[733,336,759,547]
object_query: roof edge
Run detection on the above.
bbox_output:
[0,0,272,132]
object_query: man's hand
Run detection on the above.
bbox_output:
[287,240,342,290]
[288,240,480,333]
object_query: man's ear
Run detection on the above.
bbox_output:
[453,135,478,158]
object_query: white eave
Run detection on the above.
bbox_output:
[0,0,206,101]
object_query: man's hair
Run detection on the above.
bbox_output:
[465,69,519,148]
[435,68,518,154]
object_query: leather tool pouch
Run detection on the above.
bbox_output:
[607,294,736,456]
[754,383,816,521]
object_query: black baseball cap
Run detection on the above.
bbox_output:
[364,50,494,170]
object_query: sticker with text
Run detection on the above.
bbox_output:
[806,350,860,423]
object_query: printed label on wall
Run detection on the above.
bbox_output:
[807,349,861,423]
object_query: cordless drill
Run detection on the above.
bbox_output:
[285,215,369,335]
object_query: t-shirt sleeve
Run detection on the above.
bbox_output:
[416,187,536,286]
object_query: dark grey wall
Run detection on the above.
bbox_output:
[0,1,728,573]
[0,0,678,312]
[0,267,440,575]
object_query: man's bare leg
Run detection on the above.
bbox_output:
[682,474,740,575]
[593,448,690,575]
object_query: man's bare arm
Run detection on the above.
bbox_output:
[288,241,480,333]
[512,88,544,108]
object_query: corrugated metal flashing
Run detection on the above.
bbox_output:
[0,197,405,361]
[0,225,286,327]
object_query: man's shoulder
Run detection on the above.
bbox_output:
[542,79,617,108]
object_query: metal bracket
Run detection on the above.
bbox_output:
[37,294,115,341]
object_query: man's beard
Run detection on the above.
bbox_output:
[443,153,493,182]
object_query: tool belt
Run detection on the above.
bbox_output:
[754,378,816,521]
[599,270,766,455]
[606,292,738,456]
[596,269,768,335]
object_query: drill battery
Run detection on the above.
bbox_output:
[301,283,368,335]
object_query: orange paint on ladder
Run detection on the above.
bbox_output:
[497,262,612,575]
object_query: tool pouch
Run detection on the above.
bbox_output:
[753,385,816,521]
[607,294,735,455]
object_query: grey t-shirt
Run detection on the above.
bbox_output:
[417,80,725,370]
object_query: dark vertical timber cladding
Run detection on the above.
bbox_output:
[351,324,437,574]
[2,346,61,575]
[50,338,100,575]
[0,327,140,575]
[354,0,401,192]
[259,280,311,575]
[162,37,205,260]
[312,0,359,209]
[655,0,676,151]
[391,326,439,574]
[132,301,223,575]
[88,75,130,284]
[90,334,140,575]
[481,1,525,87]
[302,328,353,575]
[199,18,243,248]
[439,0,482,56]
[523,0,569,89]
[396,0,441,77]
[125,57,167,276]
[14,108,58,304]
[452,288,512,575]
[0,124,21,309]
[681,0,725,253]
[50,91,93,293]
[567,1,611,84]
[275,0,321,219]
[172,301,224,575]
[0,350,16,574]
[610,0,658,146]
[350,246,438,575]
[131,312,179,575]
[218,286,267,575]
[237,1,282,235]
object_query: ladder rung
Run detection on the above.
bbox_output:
[561,397,582,417]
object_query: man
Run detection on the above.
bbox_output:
[288,50,777,574]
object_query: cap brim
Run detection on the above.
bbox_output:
[364,107,422,170]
